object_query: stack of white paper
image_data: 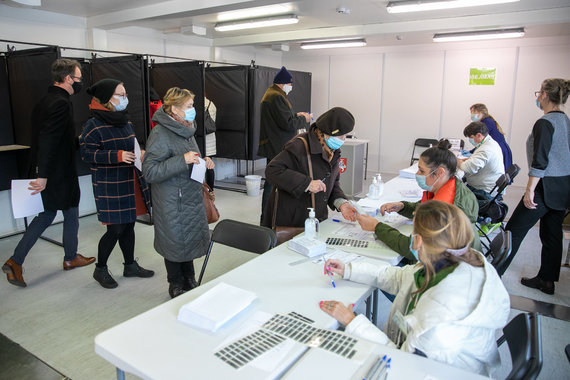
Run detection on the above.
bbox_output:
[288,236,327,257]
[177,282,257,332]
[399,162,418,179]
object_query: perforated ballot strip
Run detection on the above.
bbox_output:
[214,313,357,369]
[326,237,369,248]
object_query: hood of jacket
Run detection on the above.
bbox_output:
[151,106,196,140]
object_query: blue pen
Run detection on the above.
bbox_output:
[364,355,386,380]
[332,218,355,224]
[326,266,336,288]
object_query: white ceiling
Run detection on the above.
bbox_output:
[3,0,570,50]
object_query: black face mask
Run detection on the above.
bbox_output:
[71,80,83,95]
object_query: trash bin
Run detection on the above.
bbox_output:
[245,175,262,197]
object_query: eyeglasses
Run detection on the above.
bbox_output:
[70,75,83,83]
[534,90,542,97]
[113,93,128,99]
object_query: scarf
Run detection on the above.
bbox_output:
[89,99,129,126]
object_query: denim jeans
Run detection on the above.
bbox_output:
[11,207,79,265]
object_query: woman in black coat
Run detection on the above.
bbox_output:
[80,79,154,289]
[262,107,358,232]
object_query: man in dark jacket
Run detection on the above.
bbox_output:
[2,59,95,288]
[258,66,311,222]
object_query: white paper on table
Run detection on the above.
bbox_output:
[311,248,361,264]
[190,157,206,183]
[177,282,257,332]
[133,138,142,171]
[333,223,377,241]
[11,180,44,218]
[282,347,361,380]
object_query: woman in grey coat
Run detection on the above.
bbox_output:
[143,87,214,298]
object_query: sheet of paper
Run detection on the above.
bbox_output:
[190,157,206,183]
[11,180,44,218]
[133,138,142,171]
[282,347,361,380]
[311,247,361,264]
[333,223,377,241]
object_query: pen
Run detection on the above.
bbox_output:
[331,218,355,224]
[372,358,391,380]
[363,355,386,380]
[326,266,336,288]
[380,361,391,380]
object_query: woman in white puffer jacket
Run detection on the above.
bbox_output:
[320,200,510,377]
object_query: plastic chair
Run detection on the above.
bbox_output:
[484,229,512,276]
[497,312,542,380]
[506,163,521,184]
[197,219,277,285]
[410,138,439,165]
[476,172,512,248]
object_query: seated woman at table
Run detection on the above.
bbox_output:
[262,107,358,237]
[357,140,481,262]
[320,201,510,377]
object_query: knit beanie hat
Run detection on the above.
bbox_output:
[273,66,293,84]
[314,107,355,136]
[87,78,121,104]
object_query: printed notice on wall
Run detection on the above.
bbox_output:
[469,68,496,85]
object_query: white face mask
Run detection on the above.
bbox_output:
[283,84,292,95]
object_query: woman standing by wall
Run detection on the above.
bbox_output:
[469,103,513,171]
[80,79,154,289]
[143,87,214,298]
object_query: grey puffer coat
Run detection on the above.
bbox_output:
[142,107,209,262]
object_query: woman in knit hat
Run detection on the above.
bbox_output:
[262,107,358,241]
[80,78,154,289]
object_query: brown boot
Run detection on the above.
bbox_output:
[2,258,26,287]
[63,253,96,271]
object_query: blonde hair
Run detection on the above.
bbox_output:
[163,87,195,114]
[470,103,505,135]
[541,78,570,105]
[412,200,482,293]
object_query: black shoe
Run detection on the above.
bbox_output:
[169,282,186,298]
[123,261,154,278]
[521,276,554,295]
[93,266,118,289]
[183,276,199,291]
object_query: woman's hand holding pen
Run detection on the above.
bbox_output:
[319,300,356,326]
[324,259,345,277]
[184,151,200,165]
[339,202,357,222]
[308,179,326,193]
[379,201,404,216]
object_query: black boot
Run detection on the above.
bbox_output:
[123,261,154,278]
[168,282,186,298]
[182,261,198,291]
[93,266,118,289]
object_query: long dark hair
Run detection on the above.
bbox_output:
[419,139,457,177]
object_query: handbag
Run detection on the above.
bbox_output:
[202,183,219,224]
[204,102,216,134]
[272,136,315,245]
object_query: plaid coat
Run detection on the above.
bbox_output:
[80,105,150,224]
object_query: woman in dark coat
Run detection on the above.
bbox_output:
[143,87,215,298]
[80,79,154,289]
[262,107,358,231]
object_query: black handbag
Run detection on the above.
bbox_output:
[204,102,216,134]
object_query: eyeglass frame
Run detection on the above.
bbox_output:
[69,75,83,83]
[534,90,543,97]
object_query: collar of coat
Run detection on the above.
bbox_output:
[152,106,196,139]
[88,99,129,127]
[301,127,341,163]
[261,84,292,109]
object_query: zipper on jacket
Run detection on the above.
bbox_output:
[178,188,182,211]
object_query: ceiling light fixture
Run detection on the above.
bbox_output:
[386,0,520,14]
[300,38,367,50]
[433,27,525,42]
[214,14,298,32]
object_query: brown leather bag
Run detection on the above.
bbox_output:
[202,183,219,224]
[272,136,315,245]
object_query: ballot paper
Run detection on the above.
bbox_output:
[177,282,257,332]
[190,157,206,183]
[133,138,142,171]
[11,180,44,218]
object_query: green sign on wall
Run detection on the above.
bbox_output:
[469,68,496,85]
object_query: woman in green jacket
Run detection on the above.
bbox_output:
[357,140,481,262]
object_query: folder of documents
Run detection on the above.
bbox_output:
[177,282,257,332]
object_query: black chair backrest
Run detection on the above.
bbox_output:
[498,312,542,380]
[486,230,512,276]
[211,219,277,254]
[411,138,440,165]
[506,164,521,183]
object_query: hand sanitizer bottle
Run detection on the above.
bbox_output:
[304,208,319,240]
[369,177,379,199]
[376,174,384,197]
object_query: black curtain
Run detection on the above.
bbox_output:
[91,55,149,147]
[205,66,248,159]
[150,61,205,154]
[0,55,18,190]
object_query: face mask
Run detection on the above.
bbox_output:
[113,96,129,111]
[535,98,542,110]
[470,113,481,122]
[469,137,476,147]
[325,136,344,150]
[415,169,438,192]
[184,107,196,122]
[71,80,82,95]
[283,84,292,95]
[409,234,420,261]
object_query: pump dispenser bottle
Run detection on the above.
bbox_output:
[304,208,319,240]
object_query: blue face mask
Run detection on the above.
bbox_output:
[469,137,476,147]
[325,136,344,150]
[470,113,481,122]
[184,107,196,122]
[113,96,128,111]
[535,98,542,110]
[409,234,420,261]
[415,169,438,192]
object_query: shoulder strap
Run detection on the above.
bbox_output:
[296,136,315,210]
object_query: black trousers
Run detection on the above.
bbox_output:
[505,185,565,282]
[260,179,273,224]
[164,258,195,284]
[97,223,135,267]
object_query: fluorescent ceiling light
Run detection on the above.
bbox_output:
[386,0,520,14]
[300,39,367,50]
[11,0,41,5]
[214,14,298,32]
[217,4,293,22]
[433,27,525,42]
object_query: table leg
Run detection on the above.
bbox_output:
[371,289,379,325]
[116,367,125,380]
